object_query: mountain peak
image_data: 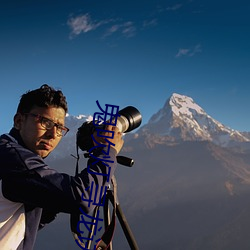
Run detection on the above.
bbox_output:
[139,93,250,147]
[169,93,205,117]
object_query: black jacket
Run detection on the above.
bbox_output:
[0,128,117,250]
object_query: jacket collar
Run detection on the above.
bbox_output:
[8,127,26,148]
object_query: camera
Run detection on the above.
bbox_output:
[76,106,142,152]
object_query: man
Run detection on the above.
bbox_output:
[0,84,124,250]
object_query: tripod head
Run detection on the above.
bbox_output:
[83,153,134,167]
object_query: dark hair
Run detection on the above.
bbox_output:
[17,84,68,114]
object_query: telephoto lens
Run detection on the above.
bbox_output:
[113,106,142,133]
[76,106,142,152]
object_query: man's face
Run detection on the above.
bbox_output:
[15,106,66,158]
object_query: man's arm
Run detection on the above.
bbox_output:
[1,125,123,214]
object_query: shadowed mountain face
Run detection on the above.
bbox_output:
[35,94,250,250]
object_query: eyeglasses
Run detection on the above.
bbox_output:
[24,113,69,137]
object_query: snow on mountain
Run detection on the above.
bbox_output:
[139,93,250,147]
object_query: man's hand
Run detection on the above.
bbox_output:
[93,125,124,154]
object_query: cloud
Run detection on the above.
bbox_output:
[175,44,202,58]
[67,13,111,39]
[175,48,190,58]
[166,4,183,11]
[103,21,136,38]
[121,22,137,37]
[143,19,158,28]
[67,13,137,39]
[189,44,202,56]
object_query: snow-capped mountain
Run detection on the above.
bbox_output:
[49,92,249,160]
[139,93,250,147]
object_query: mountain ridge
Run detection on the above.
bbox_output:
[138,93,249,147]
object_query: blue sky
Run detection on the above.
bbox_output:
[0,0,250,135]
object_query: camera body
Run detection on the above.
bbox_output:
[76,106,142,152]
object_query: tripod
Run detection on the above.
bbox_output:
[98,175,139,250]
[72,175,139,250]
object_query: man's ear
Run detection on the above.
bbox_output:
[14,113,24,130]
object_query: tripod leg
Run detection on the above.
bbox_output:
[103,191,113,250]
[116,203,139,250]
[107,195,139,250]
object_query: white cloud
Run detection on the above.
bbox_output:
[103,21,136,38]
[143,19,158,28]
[166,4,183,11]
[175,44,202,58]
[175,48,190,58]
[121,22,136,37]
[67,13,111,39]
[67,13,137,39]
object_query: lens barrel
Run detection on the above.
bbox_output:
[117,106,142,133]
[77,106,142,152]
